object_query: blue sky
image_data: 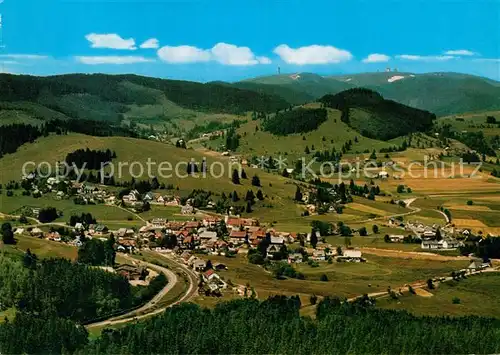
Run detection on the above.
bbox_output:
[2,0,499,81]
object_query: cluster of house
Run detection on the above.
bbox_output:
[287,248,363,264]
[21,173,116,205]
[122,190,182,208]
[22,226,85,247]
[201,130,225,139]
[179,251,229,294]
[72,182,115,204]
[389,220,463,250]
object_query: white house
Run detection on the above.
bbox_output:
[337,249,363,262]
[421,238,461,250]
[311,250,326,261]
[389,235,405,243]
[192,259,207,272]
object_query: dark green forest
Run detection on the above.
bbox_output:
[0,73,290,117]
[0,119,135,157]
[262,108,328,135]
[2,260,500,355]
[320,88,436,140]
[85,296,500,354]
[0,251,167,354]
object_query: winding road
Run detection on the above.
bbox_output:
[85,253,198,330]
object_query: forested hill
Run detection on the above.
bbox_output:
[0,73,290,118]
[243,72,500,117]
[320,88,436,140]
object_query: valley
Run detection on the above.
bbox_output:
[1,70,500,354]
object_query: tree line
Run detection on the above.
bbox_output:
[261,108,328,135]
[65,148,117,170]
[0,119,135,157]
[82,295,500,354]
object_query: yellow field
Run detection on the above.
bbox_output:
[384,177,499,194]
[348,202,392,216]
[447,205,493,212]
[453,219,488,228]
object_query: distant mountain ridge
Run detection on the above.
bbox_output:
[239,71,500,116]
[0,73,290,126]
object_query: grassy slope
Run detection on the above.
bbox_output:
[378,272,500,318]
[206,106,393,162]
[0,133,301,221]
[436,110,500,138]
[0,132,416,229]
[195,253,467,303]
[1,234,78,260]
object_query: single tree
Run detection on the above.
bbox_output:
[251,175,261,187]
[232,169,240,184]
[294,186,303,201]
[1,222,15,245]
[310,228,318,249]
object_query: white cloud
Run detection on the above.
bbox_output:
[0,54,48,60]
[256,56,272,64]
[444,49,477,56]
[140,38,160,49]
[157,42,270,65]
[157,45,211,63]
[211,42,270,65]
[273,44,352,65]
[396,54,454,62]
[85,33,136,50]
[75,56,154,65]
[362,53,390,63]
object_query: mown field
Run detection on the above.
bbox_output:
[378,272,500,318]
[437,111,500,138]
[1,234,78,260]
[196,253,468,306]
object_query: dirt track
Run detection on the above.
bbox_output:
[360,247,470,261]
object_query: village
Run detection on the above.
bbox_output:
[12,179,488,299]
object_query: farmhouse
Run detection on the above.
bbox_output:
[30,227,44,237]
[266,244,282,258]
[467,259,489,272]
[181,205,194,214]
[337,249,363,262]
[199,230,218,241]
[192,259,207,272]
[89,224,109,236]
[389,235,405,243]
[229,230,247,244]
[202,269,227,289]
[311,250,326,261]
[421,238,461,250]
[116,264,146,281]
